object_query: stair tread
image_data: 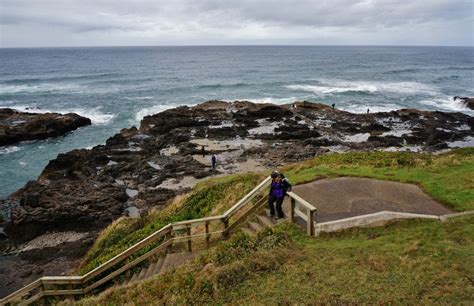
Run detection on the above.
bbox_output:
[160,251,203,275]
[144,262,156,278]
[248,221,263,232]
[153,258,164,275]
[256,215,274,227]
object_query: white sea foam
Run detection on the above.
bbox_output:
[224,97,299,105]
[418,96,474,113]
[135,104,181,122]
[286,79,439,96]
[0,83,82,94]
[8,105,115,125]
[341,104,399,114]
[0,146,21,155]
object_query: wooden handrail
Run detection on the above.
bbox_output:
[223,176,272,218]
[1,176,282,305]
[287,191,317,212]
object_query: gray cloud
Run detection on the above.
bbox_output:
[0,0,472,47]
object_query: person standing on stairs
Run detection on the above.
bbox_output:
[268,171,291,219]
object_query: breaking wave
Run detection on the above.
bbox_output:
[8,105,115,125]
[286,79,439,96]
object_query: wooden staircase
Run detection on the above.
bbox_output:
[240,210,284,236]
[128,251,202,285]
[0,176,317,306]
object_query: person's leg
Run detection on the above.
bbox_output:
[268,195,276,217]
[276,197,284,218]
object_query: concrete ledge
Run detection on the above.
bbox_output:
[314,211,439,236]
[439,210,474,222]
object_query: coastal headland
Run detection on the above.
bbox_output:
[0,100,472,296]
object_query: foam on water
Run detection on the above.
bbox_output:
[0,146,21,155]
[135,104,185,122]
[419,96,474,113]
[286,80,439,96]
[6,105,115,125]
[0,83,83,94]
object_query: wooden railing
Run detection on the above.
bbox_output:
[287,191,318,235]
[0,176,273,306]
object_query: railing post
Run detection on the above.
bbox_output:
[165,230,172,254]
[307,208,314,236]
[222,217,229,239]
[205,221,211,249]
[290,198,295,223]
[186,225,192,252]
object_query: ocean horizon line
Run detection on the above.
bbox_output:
[1,44,473,50]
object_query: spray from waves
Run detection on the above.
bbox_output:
[286,79,439,96]
[418,96,474,113]
[7,105,115,125]
[0,146,21,155]
[135,104,185,122]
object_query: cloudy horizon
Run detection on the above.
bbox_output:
[1,0,473,48]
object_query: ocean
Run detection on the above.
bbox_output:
[0,46,473,198]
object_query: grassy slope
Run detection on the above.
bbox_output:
[78,173,265,273]
[74,148,473,303]
[76,216,474,305]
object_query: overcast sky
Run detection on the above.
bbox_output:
[1,0,473,47]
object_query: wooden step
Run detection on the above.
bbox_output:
[144,262,157,278]
[248,221,263,232]
[256,215,274,227]
[136,267,147,281]
[240,227,255,236]
[160,251,203,275]
[153,258,165,275]
[129,272,139,284]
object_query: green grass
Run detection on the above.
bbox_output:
[283,148,474,212]
[75,215,474,305]
[73,148,473,303]
[78,173,265,274]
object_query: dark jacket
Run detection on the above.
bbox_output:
[269,177,292,198]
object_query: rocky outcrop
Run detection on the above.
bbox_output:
[0,108,91,146]
[3,100,473,242]
[454,96,474,110]
[0,100,472,296]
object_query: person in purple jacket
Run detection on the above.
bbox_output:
[268,171,292,219]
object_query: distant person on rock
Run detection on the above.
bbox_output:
[332,103,335,109]
[201,145,206,157]
[211,154,217,171]
[367,108,370,114]
[268,171,292,219]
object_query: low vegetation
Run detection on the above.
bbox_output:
[79,173,265,273]
[76,215,474,304]
[73,148,473,303]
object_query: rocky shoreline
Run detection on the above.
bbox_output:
[0,108,91,146]
[0,100,473,296]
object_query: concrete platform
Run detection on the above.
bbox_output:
[291,177,452,223]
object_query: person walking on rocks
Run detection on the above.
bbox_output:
[211,154,217,172]
[268,171,291,219]
[201,145,206,157]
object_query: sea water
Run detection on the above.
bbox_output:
[0,46,473,197]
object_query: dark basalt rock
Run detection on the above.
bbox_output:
[0,108,91,146]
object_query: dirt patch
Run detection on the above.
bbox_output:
[291,177,452,223]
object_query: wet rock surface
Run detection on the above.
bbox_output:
[0,108,92,146]
[0,100,472,296]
